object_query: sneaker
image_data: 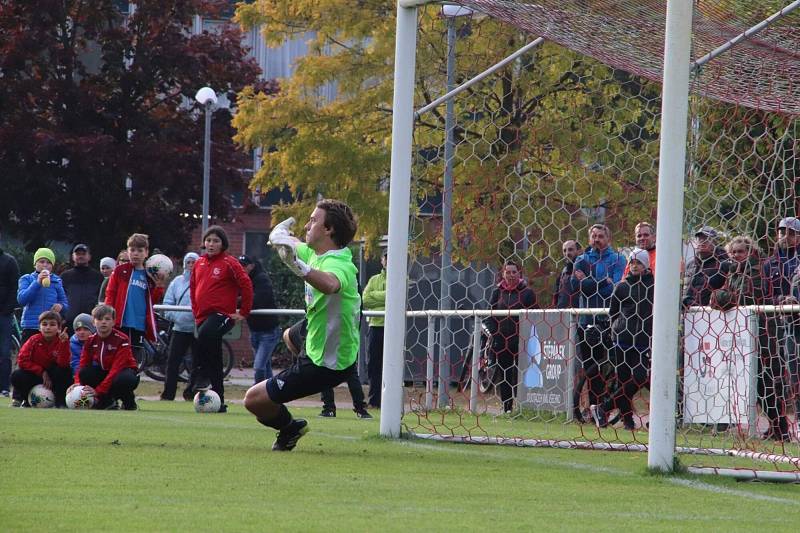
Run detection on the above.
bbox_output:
[590,404,608,428]
[354,407,373,419]
[10,398,23,408]
[122,400,138,411]
[182,388,194,401]
[194,378,211,391]
[319,408,336,418]
[1,390,9,398]
[94,397,119,410]
[218,404,228,413]
[272,419,309,451]
[572,408,586,423]
[622,417,636,431]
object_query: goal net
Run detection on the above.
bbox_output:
[397,0,800,480]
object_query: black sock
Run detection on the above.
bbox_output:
[257,404,293,430]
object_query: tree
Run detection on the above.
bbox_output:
[233,1,661,268]
[0,0,261,256]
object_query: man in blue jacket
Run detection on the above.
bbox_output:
[569,224,626,422]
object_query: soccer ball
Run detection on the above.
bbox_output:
[29,385,55,408]
[66,385,95,409]
[145,254,174,279]
[193,390,221,413]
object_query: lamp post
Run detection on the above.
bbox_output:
[437,4,472,408]
[195,86,218,236]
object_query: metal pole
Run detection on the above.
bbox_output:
[380,1,418,438]
[648,0,694,473]
[469,317,481,413]
[201,103,212,236]
[426,316,435,410]
[437,15,457,408]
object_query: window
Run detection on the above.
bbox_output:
[244,231,269,261]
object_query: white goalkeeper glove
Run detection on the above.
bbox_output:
[269,218,311,277]
[269,217,296,243]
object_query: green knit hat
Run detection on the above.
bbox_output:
[33,247,56,267]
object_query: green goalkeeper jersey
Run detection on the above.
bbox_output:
[297,243,360,370]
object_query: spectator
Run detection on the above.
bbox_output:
[98,250,129,303]
[10,310,71,408]
[190,226,253,412]
[105,234,166,359]
[552,239,582,308]
[160,252,199,401]
[61,243,104,334]
[720,235,789,441]
[73,304,139,410]
[569,224,626,422]
[17,248,68,343]
[622,222,656,277]
[0,234,20,397]
[238,255,281,384]
[362,248,388,408]
[590,248,654,430]
[487,260,538,413]
[99,257,116,279]
[681,226,728,308]
[69,313,96,377]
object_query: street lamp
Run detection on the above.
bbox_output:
[195,86,218,236]
[436,5,472,408]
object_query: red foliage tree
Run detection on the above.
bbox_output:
[0,0,261,257]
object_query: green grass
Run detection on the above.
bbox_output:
[1,401,799,532]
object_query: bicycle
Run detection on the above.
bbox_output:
[136,314,235,383]
[457,320,499,394]
[9,310,22,372]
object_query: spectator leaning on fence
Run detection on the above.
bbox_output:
[681,226,728,309]
[552,239,582,309]
[622,222,656,277]
[569,224,626,423]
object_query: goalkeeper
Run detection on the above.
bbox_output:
[244,199,361,451]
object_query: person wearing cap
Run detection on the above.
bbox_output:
[721,235,788,441]
[590,247,654,430]
[17,248,69,343]
[69,313,96,377]
[60,243,104,335]
[160,252,200,401]
[622,222,656,277]
[99,257,116,279]
[238,255,281,385]
[681,226,728,309]
[569,224,627,422]
[362,248,388,408]
[763,217,800,302]
[0,232,20,397]
[98,250,129,303]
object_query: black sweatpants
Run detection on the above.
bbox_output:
[603,345,650,426]
[367,326,384,408]
[78,366,139,405]
[10,365,72,406]
[758,316,789,437]
[162,330,195,400]
[493,334,519,413]
[574,322,612,411]
[320,371,367,411]
[194,313,234,403]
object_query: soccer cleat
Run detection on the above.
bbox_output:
[10,398,23,408]
[590,404,608,428]
[354,407,373,419]
[319,408,336,418]
[194,378,211,391]
[272,419,309,451]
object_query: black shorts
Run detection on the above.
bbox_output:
[265,354,357,404]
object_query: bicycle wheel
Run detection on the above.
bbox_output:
[143,344,168,382]
[10,336,20,371]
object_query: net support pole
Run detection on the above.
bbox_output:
[647,0,694,473]
[381,2,419,438]
[469,318,481,413]
[426,316,436,410]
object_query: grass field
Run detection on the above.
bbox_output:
[2,392,800,532]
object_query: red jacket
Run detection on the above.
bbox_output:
[105,263,165,342]
[18,333,70,376]
[190,252,253,325]
[75,329,138,396]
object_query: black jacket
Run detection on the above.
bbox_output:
[60,265,104,327]
[681,247,728,308]
[0,249,20,315]
[487,280,538,340]
[246,262,279,332]
[610,271,654,350]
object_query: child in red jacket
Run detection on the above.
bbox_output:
[72,304,140,410]
[10,310,72,407]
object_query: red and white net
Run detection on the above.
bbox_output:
[403,1,800,478]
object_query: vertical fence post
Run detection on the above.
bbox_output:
[426,315,436,410]
[470,316,481,413]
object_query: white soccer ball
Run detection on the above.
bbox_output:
[193,390,221,413]
[66,385,95,410]
[145,254,174,279]
[29,385,55,408]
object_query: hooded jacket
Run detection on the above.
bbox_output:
[17,271,69,330]
[682,246,728,308]
[163,256,196,333]
[104,263,164,342]
[610,271,654,350]
[570,246,627,326]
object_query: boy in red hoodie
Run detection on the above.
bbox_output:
[10,310,71,407]
[72,304,140,410]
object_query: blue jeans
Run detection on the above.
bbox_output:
[251,327,281,384]
[0,314,13,392]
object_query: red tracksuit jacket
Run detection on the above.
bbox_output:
[18,333,70,376]
[190,252,253,325]
[74,329,138,396]
[105,263,165,342]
